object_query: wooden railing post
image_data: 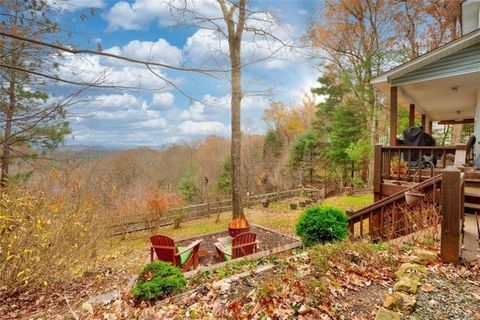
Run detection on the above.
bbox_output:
[390,86,398,146]
[440,166,463,263]
[409,104,415,127]
[373,144,382,201]
[371,144,383,240]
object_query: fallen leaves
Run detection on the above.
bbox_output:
[420,283,435,293]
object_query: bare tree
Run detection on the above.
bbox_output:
[0,1,292,215]
[167,0,292,220]
[218,0,247,219]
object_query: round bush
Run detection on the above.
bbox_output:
[132,260,187,300]
[295,206,349,246]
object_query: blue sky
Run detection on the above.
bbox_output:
[51,0,321,147]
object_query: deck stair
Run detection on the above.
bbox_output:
[465,182,480,210]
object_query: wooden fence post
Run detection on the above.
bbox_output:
[440,166,463,263]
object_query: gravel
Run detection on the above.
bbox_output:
[406,273,480,320]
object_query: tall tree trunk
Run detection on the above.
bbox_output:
[230,46,245,219]
[219,0,247,220]
[1,78,15,189]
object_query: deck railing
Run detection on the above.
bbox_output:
[349,174,442,240]
[373,144,465,200]
[378,145,461,181]
[350,165,465,263]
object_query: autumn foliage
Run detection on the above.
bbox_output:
[0,183,103,296]
[146,188,183,216]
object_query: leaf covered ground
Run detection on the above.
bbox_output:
[87,240,480,320]
[90,240,398,319]
[0,194,371,318]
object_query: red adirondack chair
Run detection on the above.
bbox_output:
[214,232,258,261]
[150,235,202,272]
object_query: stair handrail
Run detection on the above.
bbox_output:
[349,174,442,221]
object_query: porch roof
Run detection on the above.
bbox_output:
[371,29,480,121]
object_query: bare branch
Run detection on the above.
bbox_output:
[0,31,228,74]
[0,63,167,91]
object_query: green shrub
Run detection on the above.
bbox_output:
[132,261,187,300]
[295,206,349,246]
[350,177,365,189]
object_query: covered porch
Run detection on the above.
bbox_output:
[357,27,480,262]
[371,28,480,201]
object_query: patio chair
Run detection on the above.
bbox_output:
[214,232,258,261]
[149,235,202,272]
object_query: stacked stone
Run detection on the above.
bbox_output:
[375,249,436,320]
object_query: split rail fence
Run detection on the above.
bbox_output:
[110,188,324,236]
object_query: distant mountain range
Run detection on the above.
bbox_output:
[54,145,129,159]
[54,144,167,159]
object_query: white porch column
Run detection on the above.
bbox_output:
[474,90,480,159]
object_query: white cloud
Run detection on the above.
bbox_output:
[152,92,175,108]
[201,94,229,109]
[171,93,269,123]
[104,38,182,67]
[59,2,317,147]
[180,102,205,120]
[243,95,270,110]
[104,0,219,31]
[202,94,269,110]
[47,0,105,11]
[105,0,170,31]
[68,93,169,146]
[179,120,229,136]
[89,93,144,109]
[133,118,168,129]
[57,43,179,90]
[183,29,229,68]
[55,37,183,90]
[184,26,297,70]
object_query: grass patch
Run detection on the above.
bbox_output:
[107,193,373,251]
[91,193,374,287]
[323,193,373,211]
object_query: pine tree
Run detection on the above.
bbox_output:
[0,1,72,188]
[178,163,201,203]
[263,130,282,160]
[216,156,232,195]
[290,130,319,185]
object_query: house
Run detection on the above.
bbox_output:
[348,0,480,262]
